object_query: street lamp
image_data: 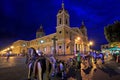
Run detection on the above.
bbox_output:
[10,46,14,49]
[89,41,93,46]
[6,46,14,55]
[77,37,80,40]
[10,46,14,54]
[7,48,10,50]
[75,37,81,54]
[89,41,93,51]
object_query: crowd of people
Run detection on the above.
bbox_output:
[25,47,105,80]
[4,47,108,80]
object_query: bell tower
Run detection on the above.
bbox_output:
[56,2,71,55]
[57,1,70,27]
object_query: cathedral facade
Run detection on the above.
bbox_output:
[10,3,89,55]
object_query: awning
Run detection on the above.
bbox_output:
[108,47,120,51]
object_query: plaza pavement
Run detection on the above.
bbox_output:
[0,56,28,80]
[0,56,120,80]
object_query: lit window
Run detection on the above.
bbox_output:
[22,44,26,47]
[40,40,44,44]
[44,47,46,52]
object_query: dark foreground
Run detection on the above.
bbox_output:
[0,56,120,80]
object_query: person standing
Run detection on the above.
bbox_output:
[6,51,10,61]
[76,51,81,70]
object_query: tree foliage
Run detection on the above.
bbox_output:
[104,21,120,43]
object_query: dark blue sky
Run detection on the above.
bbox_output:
[0,0,120,50]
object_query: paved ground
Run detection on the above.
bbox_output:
[0,56,28,80]
[0,56,120,80]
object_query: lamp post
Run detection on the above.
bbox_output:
[88,41,94,67]
[75,37,81,54]
[9,46,14,55]
[10,46,14,49]
[52,36,58,56]
[89,41,93,51]
[5,46,14,56]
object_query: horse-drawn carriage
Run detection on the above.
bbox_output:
[26,48,105,80]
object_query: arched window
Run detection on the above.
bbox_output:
[59,18,62,24]
[59,46,62,49]
[59,31,62,34]
[66,18,68,25]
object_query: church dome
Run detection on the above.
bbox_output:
[80,21,86,29]
[36,25,45,38]
[37,28,44,32]
[37,25,44,32]
[80,25,85,29]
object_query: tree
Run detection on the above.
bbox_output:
[104,21,120,43]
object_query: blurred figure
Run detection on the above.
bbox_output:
[76,51,81,70]
[6,51,10,61]
[26,47,39,80]
[106,52,108,59]
[59,60,64,79]
[36,49,43,56]
[26,47,52,80]
[49,54,56,77]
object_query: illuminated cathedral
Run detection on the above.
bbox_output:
[3,2,89,55]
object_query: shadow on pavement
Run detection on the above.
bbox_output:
[82,66,93,74]
[66,66,82,80]
[99,67,119,77]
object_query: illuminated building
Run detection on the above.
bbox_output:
[9,2,89,55]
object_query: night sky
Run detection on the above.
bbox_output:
[0,0,120,50]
